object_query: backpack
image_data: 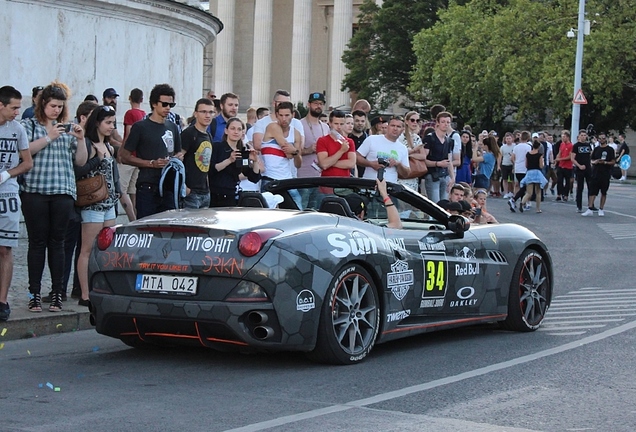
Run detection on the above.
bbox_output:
[159,157,186,209]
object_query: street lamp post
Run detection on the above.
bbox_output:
[570,0,586,135]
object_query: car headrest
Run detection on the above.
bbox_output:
[318,196,356,218]
[237,191,268,208]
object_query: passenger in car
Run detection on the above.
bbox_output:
[344,179,402,229]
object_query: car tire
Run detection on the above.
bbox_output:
[307,264,380,365]
[502,250,551,331]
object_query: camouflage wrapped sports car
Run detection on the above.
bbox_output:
[88,177,552,364]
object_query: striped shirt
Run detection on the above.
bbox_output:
[20,119,79,199]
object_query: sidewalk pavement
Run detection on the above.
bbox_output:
[1,214,129,343]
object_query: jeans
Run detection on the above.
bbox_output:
[574,166,591,209]
[20,193,74,295]
[136,183,177,219]
[556,167,572,197]
[183,191,210,209]
[424,174,450,203]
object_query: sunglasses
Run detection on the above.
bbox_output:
[101,105,114,112]
[159,101,176,108]
[408,118,421,123]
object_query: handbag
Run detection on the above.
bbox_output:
[75,174,108,207]
[399,156,428,179]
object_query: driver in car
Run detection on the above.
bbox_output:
[344,179,403,229]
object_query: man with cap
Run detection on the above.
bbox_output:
[298,92,329,178]
[102,88,124,150]
[343,179,402,229]
[21,86,43,120]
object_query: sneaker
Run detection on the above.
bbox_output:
[577,208,583,213]
[28,293,42,312]
[508,198,516,212]
[524,204,532,211]
[556,196,562,202]
[78,298,91,308]
[550,188,555,195]
[581,209,594,217]
[0,302,10,321]
[42,292,67,302]
[590,206,599,212]
[598,209,605,217]
[49,292,63,312]
[519,202,524,213]
[620,177,626,182]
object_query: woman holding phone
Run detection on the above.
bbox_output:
[20,82,88,312]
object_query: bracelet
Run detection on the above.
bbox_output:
[383,196,391,204]
[385,203,395,207]
[45,135,51,144]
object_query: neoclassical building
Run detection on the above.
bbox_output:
[206,0,367,110]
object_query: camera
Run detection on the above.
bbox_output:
[377,157,390,181]
[474,208,482,217]
[62,123,73,133]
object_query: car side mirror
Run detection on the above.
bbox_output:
[447,214,469,238]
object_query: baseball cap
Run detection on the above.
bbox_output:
[531,132,539,139]
[308,92,326,103]
[103,88,119,98]
[343,193,369,216]
[438,199,462,213]
[370,116,386,127]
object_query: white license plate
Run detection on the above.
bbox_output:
[135,274,198,295]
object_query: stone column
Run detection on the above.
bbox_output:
[290,0,312,105]
[251,0,273,108]
[329,0,353,109]
[213,0,235,94]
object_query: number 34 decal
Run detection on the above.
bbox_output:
[421,252,448,300]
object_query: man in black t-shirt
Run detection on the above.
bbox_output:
[582,134,615,216]
[570,129,593,212]
[120,84,183,218]
[349,110,368,177]
[181,98,214,209]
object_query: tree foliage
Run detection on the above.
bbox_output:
[342,0,455,110]
[410,0,636,131]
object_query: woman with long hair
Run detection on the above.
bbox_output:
[75,105,120,307]
[209,117,261,207]
[455,130,473,185]
[20,82,88,312]
[471,135,500,189]
[520,140,548,213]
[397,111,425,191]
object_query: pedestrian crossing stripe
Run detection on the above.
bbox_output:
[597,223,636,240]
[540,287,636,335]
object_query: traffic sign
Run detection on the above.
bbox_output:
[573,89,587,104]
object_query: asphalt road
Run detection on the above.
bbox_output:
[1,180,635,432]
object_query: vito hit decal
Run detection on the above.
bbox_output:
[420,251,448,308]
[387,259,414,301]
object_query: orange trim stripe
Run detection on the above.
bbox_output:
[144,333,199,339]
[382,314,507,335]
[205,337,249,346]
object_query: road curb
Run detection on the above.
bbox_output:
[1,311,93,342]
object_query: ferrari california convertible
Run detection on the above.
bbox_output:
[88,177,552,364]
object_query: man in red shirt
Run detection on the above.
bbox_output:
[119,88,146,220]
[554,129,573,202]
[316,110,356,177]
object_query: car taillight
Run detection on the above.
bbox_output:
[97,227,116,250]
[238,229,282,257]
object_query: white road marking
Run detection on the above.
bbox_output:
[225,320,636,432]
[542,319,624,324]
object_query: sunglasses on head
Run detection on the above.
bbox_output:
[159,101,176,108]
[101,105,114,112]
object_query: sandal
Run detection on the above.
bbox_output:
[28,293,42,312]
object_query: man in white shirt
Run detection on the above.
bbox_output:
[356,116,410,183]
[508,131,532,212]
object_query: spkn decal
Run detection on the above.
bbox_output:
[387,259,414,301]
[328,232,378,258]
[296,290,316,312]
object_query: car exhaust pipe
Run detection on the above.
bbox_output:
[248,311,268,325]
[253,326,274,340]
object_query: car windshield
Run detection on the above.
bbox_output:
[272,183,446,229]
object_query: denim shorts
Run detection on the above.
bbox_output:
[81,206,116,223]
